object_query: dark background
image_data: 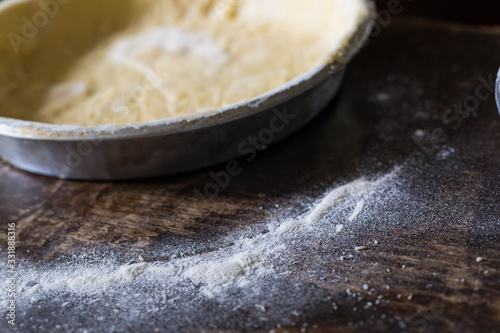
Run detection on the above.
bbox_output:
[376,0,500,25]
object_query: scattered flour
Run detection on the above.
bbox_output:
[108,26,229,77]
[348,200,366,222]
[47,81,89,108]
[273,178,375,234]
[0,168,401,330]
[436,147,456,160]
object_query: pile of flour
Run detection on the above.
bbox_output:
[1,167,403,331]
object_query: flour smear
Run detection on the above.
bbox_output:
[1,168,402,331]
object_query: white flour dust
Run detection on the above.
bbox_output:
[348,200,366,222]
[0,168,401,326]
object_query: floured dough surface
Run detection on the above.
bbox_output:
[0,0,367,126]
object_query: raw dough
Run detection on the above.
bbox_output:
[0,0,367,126]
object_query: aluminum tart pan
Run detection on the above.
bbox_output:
[0,0,375,180]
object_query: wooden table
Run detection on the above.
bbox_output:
[1,18,499,333]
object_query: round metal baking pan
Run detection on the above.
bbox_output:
[0,1,375,180]
[496,67,500,115]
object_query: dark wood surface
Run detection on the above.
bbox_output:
[375,0,500,25]
[1,18,500,333]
